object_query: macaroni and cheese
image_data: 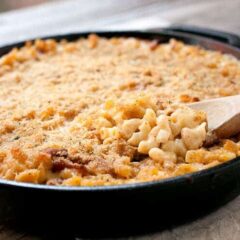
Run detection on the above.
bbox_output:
[0,35,240,186]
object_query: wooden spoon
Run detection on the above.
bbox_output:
[188,94,240,146]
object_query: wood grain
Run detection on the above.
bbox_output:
[0,0,240,239]
[189,95,240,145]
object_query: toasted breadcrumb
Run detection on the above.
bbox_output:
[0,36,240,186]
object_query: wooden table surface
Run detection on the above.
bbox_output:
[0,0,240,239]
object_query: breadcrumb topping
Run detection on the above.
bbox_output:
[0,34,240,186]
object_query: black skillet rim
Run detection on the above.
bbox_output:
[0,29,240,192]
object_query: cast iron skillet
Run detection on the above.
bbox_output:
[1,26,240,238]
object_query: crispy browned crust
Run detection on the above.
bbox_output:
[0,35,239,186]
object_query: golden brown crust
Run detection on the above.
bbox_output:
[0,36,240,186]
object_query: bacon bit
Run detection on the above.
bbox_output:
[44,149,112,175]
[149,40,159,51]
[52,158,86,172]
[70,154,96,164]
[42,148,89,176]
[54,159,89,176]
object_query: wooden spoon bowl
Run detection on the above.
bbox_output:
[189,95,240,146]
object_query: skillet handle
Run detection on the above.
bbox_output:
[166,25,240,48]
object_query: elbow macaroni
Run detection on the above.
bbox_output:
[97,97,208,168]
[1,36,240,187]
[181,122,207,150]
[128,120,152,146]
